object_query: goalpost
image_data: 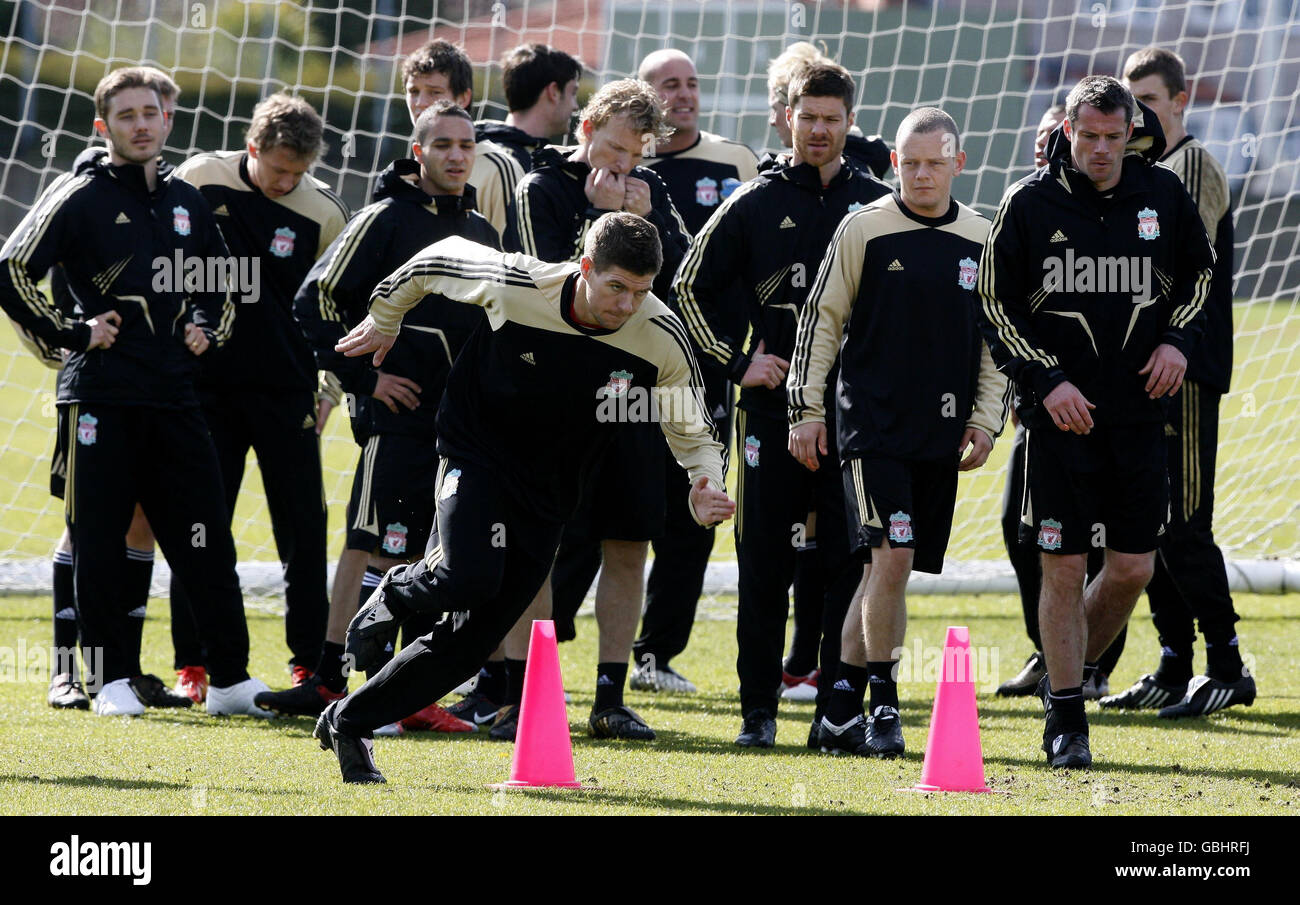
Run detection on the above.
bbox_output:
[1,0,1297,601]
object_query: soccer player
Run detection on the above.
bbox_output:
[0,67,272,717]
[1102,47,1255,716]
[977,76,1214,767]
[788,108,1009,756]
[996,104,1121,700]
[675,61,891,748]
[265,100,498,731]
[169,92,347,698]
[629,48,759,694]
[313,215,732,783]
[476,43,583,174]
[492,78,690,741]
[402,39,525,238]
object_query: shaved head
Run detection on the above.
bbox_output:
[638,48,694,83]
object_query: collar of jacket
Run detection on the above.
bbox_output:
[75,146,175,181]
[95,156,165,199]
[372,157,479,213]
[774,156,854,191]
[476,120,544,152]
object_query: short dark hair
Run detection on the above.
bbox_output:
[502,44,583,112]
[897,106,961,153]
[1123,46,1187,99]
[787,61,855,114]
[1065,75,1134,126]
[584,212,662,277]
[414,100,473,145]
[93,67,163,120]
[402,40,473,100]
[247,92,325,159]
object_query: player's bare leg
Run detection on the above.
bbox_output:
[1038,552,1092,767]
[1083,549,1155,662]
[589,539,655,739]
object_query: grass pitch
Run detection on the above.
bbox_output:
[1,591,1296,816]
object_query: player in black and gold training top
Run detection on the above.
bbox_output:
[171,93,348,696]
[628,48,759,695]
[789,108,1009,757]
[262,101,499,728]
[310,215,732,784]
[476,43,584,175]
[1106,47,1255,717]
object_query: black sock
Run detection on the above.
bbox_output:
[867,660,899,712]
[504,657,527,706]
[1155,643,1194,684]
[477,660,506,703]
[594,661,628,711]
[825,662,869,725]
[315,641,347,692]
[124,547,154,664]
[52,551,77,677]
[1205,636,1245,682]
[1045,686,1087,737]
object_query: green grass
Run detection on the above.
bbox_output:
[1,592,1296,815]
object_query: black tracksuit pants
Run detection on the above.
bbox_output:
[1146,381,1239,648]
[332,457,563,735]
[171,389,328,669]
[735,410,856,716]
[63,403,250,687]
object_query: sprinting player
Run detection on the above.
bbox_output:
[169,92,346,697]
[267,100,497,735]
[675,61,890,748]
[624,48,758,695]
[0,67,271,717]
[313,214,732,783]
[402,39,524,238]
[996,103,1120,700]
[476,43,583,174]
[1103,46,1255,717]
[788,107,1009,756]
[494,78,690,742]
[977,76,1214,767]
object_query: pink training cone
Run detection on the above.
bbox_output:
[911,625,992,793]
[492,620,581,789]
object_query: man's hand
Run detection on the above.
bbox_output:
[585,168,626,210]
[788,421,828,472]
[688,476,736,527]
[622,175,652,216]
[1042,380,1095,434]
[739,339,790,389]
[86,310,120,350]
[183,321,209,356]
[957,427,993,471]
[336,315,396,367]
[1139,342,1187,399]
[372,371,422,413]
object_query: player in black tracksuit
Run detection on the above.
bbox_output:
[0,125,262,706]
[675,63,891,746]
[169,131,348,682]
[977,78,1213,766]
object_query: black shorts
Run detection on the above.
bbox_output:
[1021,422,1168,556]
[564,422,666,543]
[842,454,959,574]
[49,406,69,500]
[345,432,439,557]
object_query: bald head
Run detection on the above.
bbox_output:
[638,48,699,145]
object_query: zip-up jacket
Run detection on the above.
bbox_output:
[171,150,348,397]
[0,155,234,408]
[294,158,499,439]
[976,106,1213,428]
[642,130,760,235]
[476,120,547,176]
[674,155,891,420]
[503,145,690,300]
[758,129,892,180]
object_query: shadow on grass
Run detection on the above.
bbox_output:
[979,753,1300,786]
[1,772,197,794]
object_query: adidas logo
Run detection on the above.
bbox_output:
[127,606,147,618]
[114,212,130,224]
[887,259,903,271]
[779,216,796,229]
[833,678,852,691]
[302,414,316,429]
[1164,423,1178,437]
[213,204,229,216]
[520,352,535,365]
[597,674,614,686]
[55,608,77,620]
[1050,229,1067,243]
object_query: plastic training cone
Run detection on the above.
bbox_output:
[492,620,581,789]
[911,625,992,793]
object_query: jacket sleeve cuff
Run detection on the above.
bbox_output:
[1029,364,1068,403]
[1160,328,1191,358]
[67,322,92,353]
[726,349,750,383]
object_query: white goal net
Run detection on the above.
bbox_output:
[1,0,1297,599]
